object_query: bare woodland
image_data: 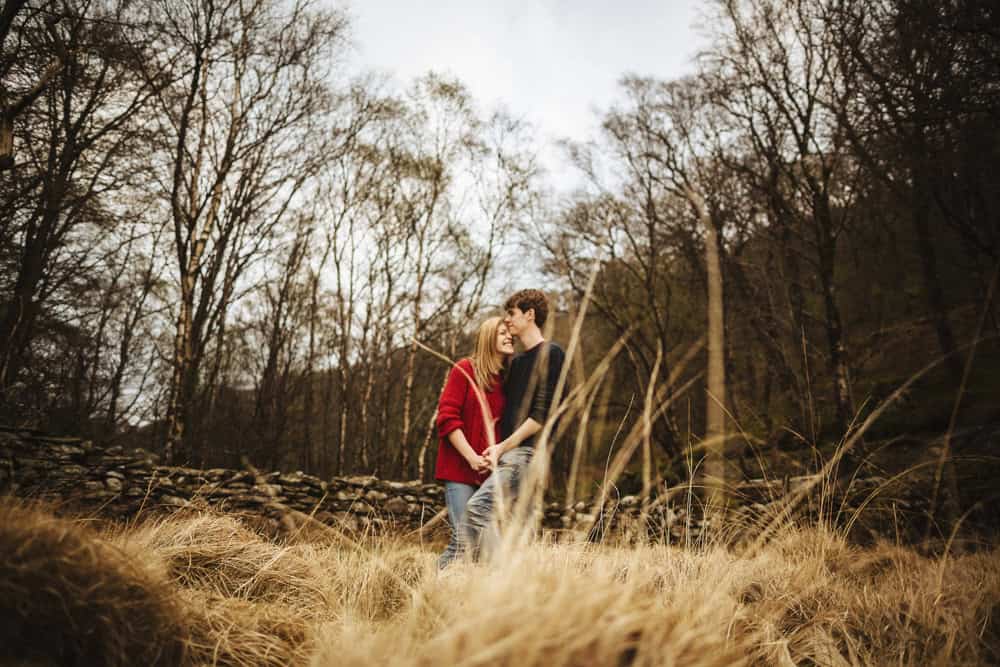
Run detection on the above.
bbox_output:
[1,0,997,504]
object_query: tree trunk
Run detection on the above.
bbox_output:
[912,157,962,381]
[416,408,437,482]
[164,288,194,463]
[400,338,418,478]
[0,160,66,399]
[303,273,319,472]
[337,362,349,474]
[360,357,375,471]
[0,268,40,397]
[814,200,853,437]
[694,192,727,511]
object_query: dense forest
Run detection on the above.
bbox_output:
[1,0,997,512]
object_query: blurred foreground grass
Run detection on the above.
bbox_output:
[2,501,999,666]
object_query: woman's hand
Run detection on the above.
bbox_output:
[465,453,490,473]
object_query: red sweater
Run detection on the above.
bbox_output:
[434,358,506,486]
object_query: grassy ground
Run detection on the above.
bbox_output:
[2,501,998,666]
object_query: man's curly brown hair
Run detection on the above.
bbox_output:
[504,289,550,328]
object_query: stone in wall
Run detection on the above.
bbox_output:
[0,425,919,543]
[0,426,450,534]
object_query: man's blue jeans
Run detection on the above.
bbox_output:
[437,481,477,570]
[460,446,534,563]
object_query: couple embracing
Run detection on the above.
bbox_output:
[434,289,565,569]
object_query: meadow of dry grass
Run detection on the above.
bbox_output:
[2,498,998,667]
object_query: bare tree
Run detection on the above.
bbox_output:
[829,0,1000,377]
[326,93,404,474]
[388,75,476,478]
[154,0,346,463]
[706,0,860,435]
[0,0,65,170]
[248,221,311,468]
[0,0,164,417]
[594,75,739,505]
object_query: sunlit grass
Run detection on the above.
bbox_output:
[2,499,998,666]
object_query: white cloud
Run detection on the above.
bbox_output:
[344,0,705,189]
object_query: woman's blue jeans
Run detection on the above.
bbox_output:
[437,481,477,570]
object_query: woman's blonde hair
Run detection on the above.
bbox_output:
[472,316,507,392]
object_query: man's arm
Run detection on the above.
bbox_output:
[487,344,566,460]
[496,417,542,454]
[527,344,565,426]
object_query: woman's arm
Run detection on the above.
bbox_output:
[447,429,487,470]
[436,361,488,470]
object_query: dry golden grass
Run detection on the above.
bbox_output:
[313,539,746,667]
[0,501,187,666]
[121,513,330,610]
[2,500,998,666]
[179,589,314,667]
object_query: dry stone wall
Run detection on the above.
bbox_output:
[0,426,636,536]
[0,426,446,533]
[0,426,608,530]
[0,425,918,542]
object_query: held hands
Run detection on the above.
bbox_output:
[466,453,491,474]
[482,439,510,468]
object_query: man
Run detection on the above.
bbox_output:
[459,288,565,562]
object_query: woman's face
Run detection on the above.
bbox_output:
[495,323,515,356]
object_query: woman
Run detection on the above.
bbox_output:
[434,316,514,569]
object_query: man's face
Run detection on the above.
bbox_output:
[504,306,532,337]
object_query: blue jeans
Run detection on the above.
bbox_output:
[437,481,478,570]
[461,446,534,563]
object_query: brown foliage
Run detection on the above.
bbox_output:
[0,501,187,666]
[4,500,1000,666]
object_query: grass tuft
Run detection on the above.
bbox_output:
[0,500,187,667]
[3,502,998,666]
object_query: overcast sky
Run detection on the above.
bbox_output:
[345,0,708,189]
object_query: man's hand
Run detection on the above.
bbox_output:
[482,440,509,467]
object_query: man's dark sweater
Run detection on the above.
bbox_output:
[500,340,566,447]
